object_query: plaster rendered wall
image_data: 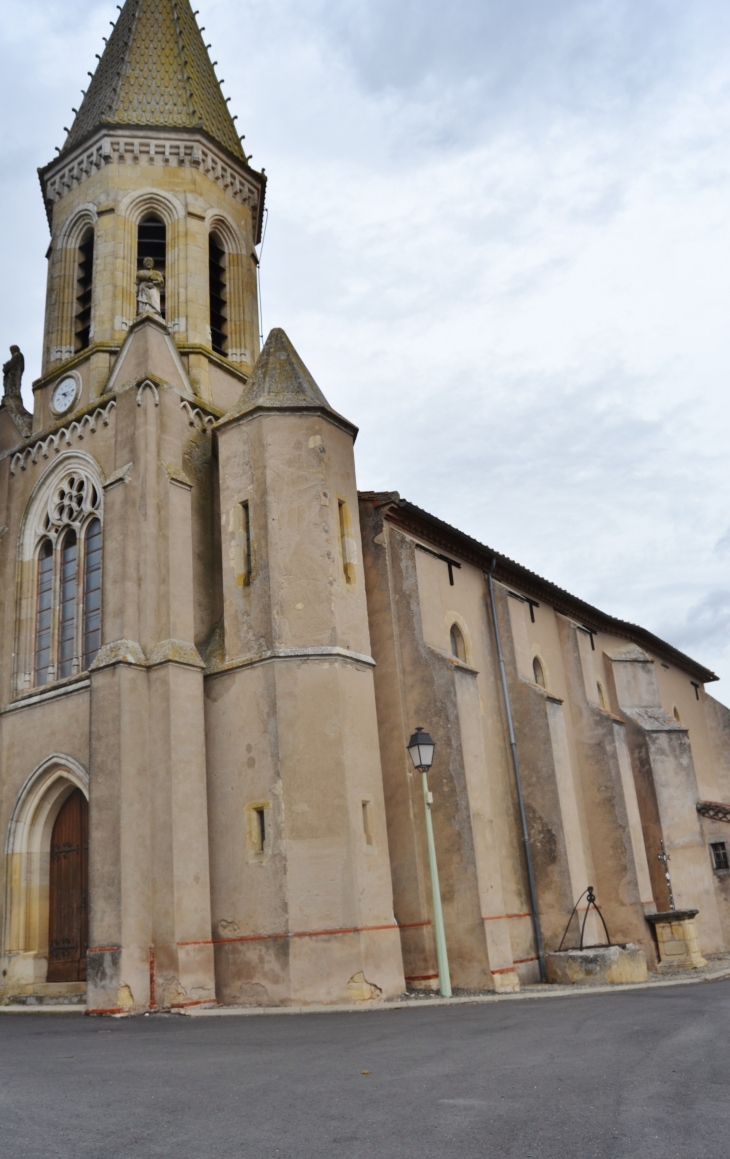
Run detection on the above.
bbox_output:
[360,511,526,990]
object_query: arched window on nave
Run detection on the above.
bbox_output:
[450,623,467,662]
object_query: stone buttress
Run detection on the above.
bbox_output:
[208,329,405,1004]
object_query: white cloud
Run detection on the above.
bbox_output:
[2,0,729,697]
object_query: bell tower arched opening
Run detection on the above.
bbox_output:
[209,232,228,355]
[74,227,94,351]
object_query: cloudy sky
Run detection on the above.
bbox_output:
[1,0,729,699]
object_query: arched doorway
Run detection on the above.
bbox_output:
[47,789,88,982]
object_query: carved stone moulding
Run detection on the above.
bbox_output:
[697,800,730,824]
[8,399,116,475]
[42,132,261,217]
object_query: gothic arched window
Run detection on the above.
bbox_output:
[75,227,95,351]
[35,541,54,686]
[533,656,546,688]
[31,470,103,687]
[137,215,166,318]
[58,530,78,679]
[450,623,466,662]
[83,517,102,670]
[209,232,228,355]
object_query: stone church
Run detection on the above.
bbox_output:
[1,0,730,1013]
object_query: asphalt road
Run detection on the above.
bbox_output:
[1,981,728,1159]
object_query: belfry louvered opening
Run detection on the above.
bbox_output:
[137,216,167,318]
[74,229,94,351]
[209,233,228,355]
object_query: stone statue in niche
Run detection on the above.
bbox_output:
[2,346,24,400]
[136,257,164,317]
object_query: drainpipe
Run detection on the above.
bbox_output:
[486,561,546,983]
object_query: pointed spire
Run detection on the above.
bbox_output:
[221,329,357,436]
[61,0,244,161]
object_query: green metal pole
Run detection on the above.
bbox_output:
[422,771,452,998]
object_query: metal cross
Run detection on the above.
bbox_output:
[657,840,675,911]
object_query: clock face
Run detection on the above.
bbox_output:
[52,376,78,415]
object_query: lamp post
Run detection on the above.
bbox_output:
[407,727,452,998]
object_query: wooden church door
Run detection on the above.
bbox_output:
[47,789,88,982]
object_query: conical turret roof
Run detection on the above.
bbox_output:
[220,329,358,436]
[60,0,244,161]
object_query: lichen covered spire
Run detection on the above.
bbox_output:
[61,0,244,161]
[222,329,358,437]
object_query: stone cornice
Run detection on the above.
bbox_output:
[39,127,266,241]
[215,403,359,442]
[4,399,117,473]
[1,676,90,715]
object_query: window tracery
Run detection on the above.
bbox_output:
[19,462,103,690]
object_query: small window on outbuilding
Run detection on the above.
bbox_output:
[533,656,546,688]
[711,842,729,871]
[450,623,466,662]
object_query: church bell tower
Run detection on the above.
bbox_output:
[0,0,405,1011]
[37,0,264,417]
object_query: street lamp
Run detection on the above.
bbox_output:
[407,727,452,998]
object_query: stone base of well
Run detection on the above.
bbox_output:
[645,910,707,971]
[545,944,648,986]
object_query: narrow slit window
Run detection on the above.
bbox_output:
[137,216,166,318]
[35,541,54,686]
[255,808,266,852]
[362,801,373,846]
[209,233,228,355]
[58,530,77,679]
[240,501,251,586]
[75,229,94,351]
[83,517,102,670]
[711,842,729,871]
[338,500,355,584]
[450,623,466,662]
[533,656,546,688]
[597,681,608,711]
